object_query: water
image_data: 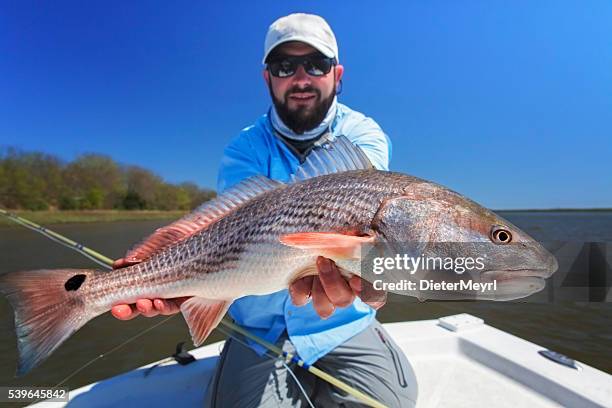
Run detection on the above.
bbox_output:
[0,212,610,392]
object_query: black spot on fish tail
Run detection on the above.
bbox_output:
[64,274,86,291]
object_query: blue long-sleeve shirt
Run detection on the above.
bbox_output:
[217,103,391,365]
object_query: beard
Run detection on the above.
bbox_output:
[269,82,336,135]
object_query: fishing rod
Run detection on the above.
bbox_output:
[0,209,388,408]
[0,209,114,268]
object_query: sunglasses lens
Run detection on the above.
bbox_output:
[269,60,296,78]
[268,56,335,78]
[305,58,333,76]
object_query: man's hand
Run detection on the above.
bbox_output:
[289,256,386,319]
[110,297,190,320]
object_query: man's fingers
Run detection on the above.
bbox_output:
[365,298,387,310]
[111,304,140,320]
[348,275,362,293]
[152,299,179,315]
[311,277,335,319]
[316,257,355,308]
[111,297,191,320]
[350,276,387,310]
[152,297,191,315]
[289,276,314,306]
[136,299,159,317]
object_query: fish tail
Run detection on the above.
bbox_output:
[0,268,100,376]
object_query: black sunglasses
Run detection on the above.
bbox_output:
[267,54,336,78]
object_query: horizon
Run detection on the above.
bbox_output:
[2,144,611,212]
[1,1,610,210]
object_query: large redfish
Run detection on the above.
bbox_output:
[0,137,557,375]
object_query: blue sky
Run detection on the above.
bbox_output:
[1,1,610,209]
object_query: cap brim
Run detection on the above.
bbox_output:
[262,36,336,64]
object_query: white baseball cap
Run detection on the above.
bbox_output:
[263,13,339,64]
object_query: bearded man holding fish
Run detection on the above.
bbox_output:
[0,12,557,408]
[111,13,419,408]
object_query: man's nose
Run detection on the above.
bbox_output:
[291,64,311,86]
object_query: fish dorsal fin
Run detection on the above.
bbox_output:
[290,135,373,182]
[120,176,283,265]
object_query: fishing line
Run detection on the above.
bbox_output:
[53,314,177,389]
[281,360,316,408]
[29,314,177,406]
[215,325,316,408]
[0,209,112,269]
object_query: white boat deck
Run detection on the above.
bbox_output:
[32,314,612,408]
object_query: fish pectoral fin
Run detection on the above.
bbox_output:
[279,232,376,260]
[180,297,232,347]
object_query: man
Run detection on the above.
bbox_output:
[112,13,417,407]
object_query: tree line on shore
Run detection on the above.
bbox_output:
[0,147,216,211]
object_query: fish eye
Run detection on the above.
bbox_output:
[490,226,512,244]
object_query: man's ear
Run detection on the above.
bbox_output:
[334,64,344,84]
[263,68,270,85]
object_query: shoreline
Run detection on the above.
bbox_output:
[0,210,187,226]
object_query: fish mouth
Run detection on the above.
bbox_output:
[481,252,558,282]
[479,269,554,300]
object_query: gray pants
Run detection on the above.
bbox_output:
[204,320,418,408]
